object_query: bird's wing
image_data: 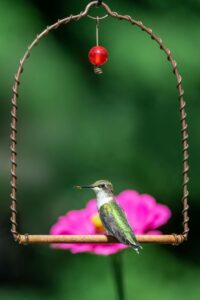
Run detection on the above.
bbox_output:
[99,201,141,249]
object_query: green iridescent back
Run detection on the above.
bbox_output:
[99,200,140,249]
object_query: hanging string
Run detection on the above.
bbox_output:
[96,16,99,46]
[94,16,103,74]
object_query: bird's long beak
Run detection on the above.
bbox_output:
[75,185,93,189]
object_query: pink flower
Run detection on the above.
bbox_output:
[50,190,171,255]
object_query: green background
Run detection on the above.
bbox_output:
[0,0,199,299]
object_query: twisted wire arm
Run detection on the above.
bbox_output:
[101,2,189,240]
[10,1,189,244]
[10,3,95,242]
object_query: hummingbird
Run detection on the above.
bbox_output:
[76,180,142,254]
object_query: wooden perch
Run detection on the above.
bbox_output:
[18,234,185,245]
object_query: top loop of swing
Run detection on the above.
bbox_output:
[87,1,109,19]
[96,0,103,7]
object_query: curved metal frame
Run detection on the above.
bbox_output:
[10,1,189,245]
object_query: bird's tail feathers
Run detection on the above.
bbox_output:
[128,240,143,254]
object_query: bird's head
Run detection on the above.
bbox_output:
[75,179,114,196]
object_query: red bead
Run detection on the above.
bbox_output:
[88,46,108,66]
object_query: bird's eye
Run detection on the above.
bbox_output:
[99,184,105,188]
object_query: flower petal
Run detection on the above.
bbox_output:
[93,244,127,255]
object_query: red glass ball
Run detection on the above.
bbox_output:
[88,46,108,66]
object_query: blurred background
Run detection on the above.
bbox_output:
[0,0,199,299]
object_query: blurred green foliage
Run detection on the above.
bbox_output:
[0,0,199,299]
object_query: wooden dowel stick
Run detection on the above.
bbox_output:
[18,234,185,245]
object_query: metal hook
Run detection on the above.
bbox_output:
[87,14,108,20]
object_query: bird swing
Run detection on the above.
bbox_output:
[10,1,189,246]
